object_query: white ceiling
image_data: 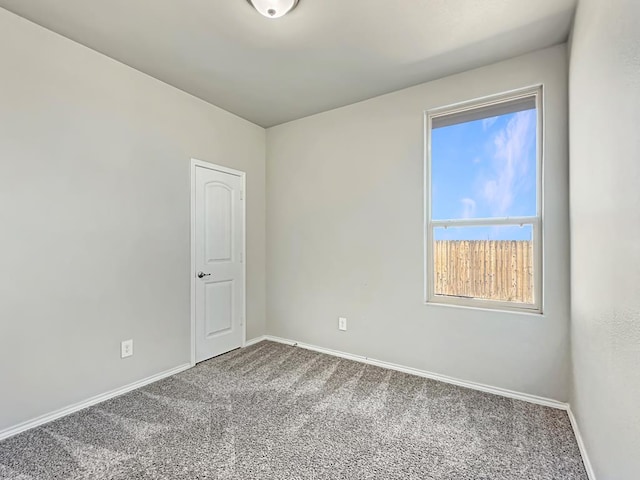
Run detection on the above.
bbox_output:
[0,0,576,127]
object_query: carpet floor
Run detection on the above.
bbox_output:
[0,341,587,479]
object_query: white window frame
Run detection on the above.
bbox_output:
[424,85,544,314]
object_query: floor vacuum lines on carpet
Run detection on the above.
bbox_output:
[0,341,588,479]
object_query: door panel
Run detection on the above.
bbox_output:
[205,280,233,337]
[205,182,233,263]
[194,164,244,363]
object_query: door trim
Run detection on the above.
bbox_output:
[190,158,247,367]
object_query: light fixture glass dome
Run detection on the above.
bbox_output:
[247,0,299,19]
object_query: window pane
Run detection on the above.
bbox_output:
[431,108,537,220]
[432,225,534,304]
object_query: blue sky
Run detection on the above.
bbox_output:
[431,109,537,241]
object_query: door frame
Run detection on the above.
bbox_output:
[190,158,247,367]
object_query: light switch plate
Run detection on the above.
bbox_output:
[338,317,347,331]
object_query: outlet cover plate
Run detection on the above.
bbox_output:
[121,339,133,358]
[338,317,347,331]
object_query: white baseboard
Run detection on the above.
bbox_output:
[244,335,267,347]
[0,363,192,442]
[262,335,568,410]
[567,407,597,480]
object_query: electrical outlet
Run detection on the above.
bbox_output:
[121,339,133,358]
[338,317,347,331]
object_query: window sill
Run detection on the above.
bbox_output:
[425,297,543,316]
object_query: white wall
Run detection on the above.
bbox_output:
[267,45,570,401]
[0,9,266,431]
[569,0,640,477]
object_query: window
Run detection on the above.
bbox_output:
[425,87,542,312]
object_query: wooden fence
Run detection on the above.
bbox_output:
[433,240,534,303]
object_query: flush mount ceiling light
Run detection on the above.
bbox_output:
[247,0,299,19]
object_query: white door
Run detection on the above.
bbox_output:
[193,163,245,363]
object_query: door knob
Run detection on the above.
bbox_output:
[197,272,211,278]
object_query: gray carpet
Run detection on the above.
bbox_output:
[0,341,587,479]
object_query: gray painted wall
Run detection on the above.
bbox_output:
[0,9,266,431]
[569,0,640,477]
[267,45,570,401]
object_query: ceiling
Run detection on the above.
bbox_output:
[0,0,576,127]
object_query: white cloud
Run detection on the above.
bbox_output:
[481,110,535,216]
[483,180,498,202]
[482,116,498,131]
[460,197,477,218]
